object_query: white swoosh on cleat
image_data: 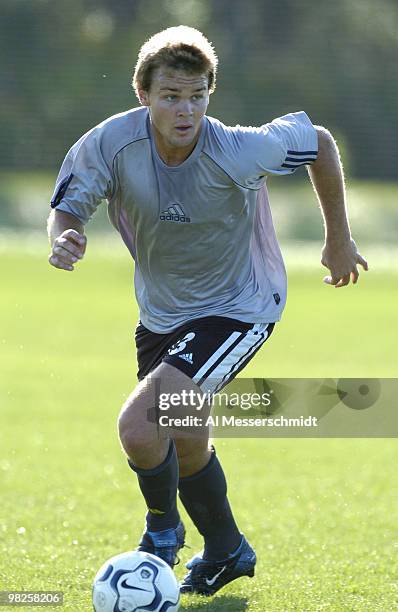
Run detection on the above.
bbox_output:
[205,565,227,586]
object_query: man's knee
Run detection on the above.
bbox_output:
[118,363,209,468]
[118,404,142,454]
[118,403,169,469]
[117,381,159,457]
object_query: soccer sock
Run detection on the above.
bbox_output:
[128,440,180,532]
[178,447,241,560]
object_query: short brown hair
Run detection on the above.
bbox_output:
[132,26,218,98]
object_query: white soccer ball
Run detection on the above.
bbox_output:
[92,550,180,612]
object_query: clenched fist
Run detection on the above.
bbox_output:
[49,229,87,271]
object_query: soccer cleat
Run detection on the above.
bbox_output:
[180,535,256,596]
[137,520,185,567]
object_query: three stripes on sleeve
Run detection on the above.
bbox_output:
[281,149,317,170]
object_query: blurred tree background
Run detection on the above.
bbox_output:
[0,0,397,238]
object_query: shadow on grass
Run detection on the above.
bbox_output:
[180,595,249,611]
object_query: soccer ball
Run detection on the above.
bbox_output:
[92,551,180,612]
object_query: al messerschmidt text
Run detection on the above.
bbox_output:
[158,415,318,428]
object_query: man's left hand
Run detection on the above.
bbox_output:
[321,238,368,288]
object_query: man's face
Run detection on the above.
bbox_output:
[139,67,209,159]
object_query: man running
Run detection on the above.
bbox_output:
[47,26,368,596]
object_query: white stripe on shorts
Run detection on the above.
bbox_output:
[211,323,269,393]
[196,323,269,394]
[192,331,242,385]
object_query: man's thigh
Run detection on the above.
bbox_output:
[136,316,275,394]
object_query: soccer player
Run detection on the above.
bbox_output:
[47,26,368,596]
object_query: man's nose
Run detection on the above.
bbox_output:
[176,99,194,116]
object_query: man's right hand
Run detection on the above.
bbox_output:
[48,229,87,271]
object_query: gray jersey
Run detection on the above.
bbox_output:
[51,107,318,333]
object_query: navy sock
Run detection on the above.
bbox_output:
[128,440,180,532]
[178,447,241,560]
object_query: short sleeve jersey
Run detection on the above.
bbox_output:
[51,107,318,333]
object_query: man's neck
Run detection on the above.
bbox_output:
[151,123,202,167]
[158,147,194,166]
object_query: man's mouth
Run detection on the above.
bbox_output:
[175,125,193,134]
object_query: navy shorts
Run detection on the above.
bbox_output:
[135,316,275,394]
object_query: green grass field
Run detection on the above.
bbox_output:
[1,241,397,611]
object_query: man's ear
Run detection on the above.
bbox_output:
[138,89,150,106]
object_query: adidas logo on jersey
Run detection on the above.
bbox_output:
[178,353,193,364]
[160,203,191,223]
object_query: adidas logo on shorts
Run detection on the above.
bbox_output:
[160,203,191,223]
[178,353,193,364]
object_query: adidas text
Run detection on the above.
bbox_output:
[160,203,191,223]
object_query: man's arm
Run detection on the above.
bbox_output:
[308,127,368,287]
[47,209,87,272]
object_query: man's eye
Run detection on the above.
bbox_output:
[192,95,203,101]
[165,95,176,101]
